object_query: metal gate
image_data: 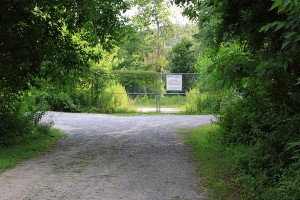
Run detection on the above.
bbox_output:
[93,71,200,113]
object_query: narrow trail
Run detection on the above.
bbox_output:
[0,112,214,200]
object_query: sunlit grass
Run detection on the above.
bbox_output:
[132,95,187,108]
[182,125,245,199]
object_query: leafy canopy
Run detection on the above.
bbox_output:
[0,0,129,93]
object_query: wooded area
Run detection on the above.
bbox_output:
[174,0,300,198]
[1,0,299,199]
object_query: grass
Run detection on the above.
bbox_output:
[132,95,187,108]
[0,128,66,173]
[182,125,245,199]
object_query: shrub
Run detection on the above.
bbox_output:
[218,84,300,199]
[97,83,130,113]
[185,88,200,114]
[133,95,154,106]
[45,92,79,112]
[70,91,91,109]
[185,88,234,114]
[0,97,49,146]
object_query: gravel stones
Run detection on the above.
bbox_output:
[0,112,214,200]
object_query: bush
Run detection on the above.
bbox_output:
[97,83,130,113]
[185,88,201,114]
[218,84,300,199]
[44,92,80,112]
[70,91,91,109]
[186,88,234,114]
[114,70,157,94]
[0,98,50,146]
[133,95,154,106]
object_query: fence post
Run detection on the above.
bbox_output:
[95,73,99,107]
[156,73,162,112]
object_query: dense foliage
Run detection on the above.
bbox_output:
[169,38,197,74]
[114,70,158,93]
[169,38,198,92]
[4,1,299,198]
[0,0,128,92]
[175,0,300,198]
[0,0,129,144]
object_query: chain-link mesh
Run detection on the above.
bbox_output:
[93,71,200,112]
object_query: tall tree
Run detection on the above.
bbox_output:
[0,0,130,142]
[169,38,197,91]
[132,0,174,72]
[0,0,128,93]
[174,0,300,198]
[115,27,157,70]
[169,38,197,73]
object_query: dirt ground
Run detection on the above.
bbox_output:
[0,112,214,200]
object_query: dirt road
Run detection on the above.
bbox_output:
[0,112,214,200]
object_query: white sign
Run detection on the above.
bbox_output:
[166,75,182,91]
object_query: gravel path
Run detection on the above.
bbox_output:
[0,112,214,200]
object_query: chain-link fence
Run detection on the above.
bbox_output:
[93,71,200,112]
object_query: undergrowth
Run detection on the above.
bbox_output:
[183,125,245,200]
[183,122,300,200]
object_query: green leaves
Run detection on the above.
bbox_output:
[0,0,132,141]
[0,0,130,96]
[269,0,297,13]
[270,0,283,11]
[259,0,300,63]
[173,0,300,199]
[286,141,300,173]
[281,39,291,49]
[284,31,297,38]
[169,38,197,73]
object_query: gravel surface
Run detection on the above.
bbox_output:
[0,112,214,200]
